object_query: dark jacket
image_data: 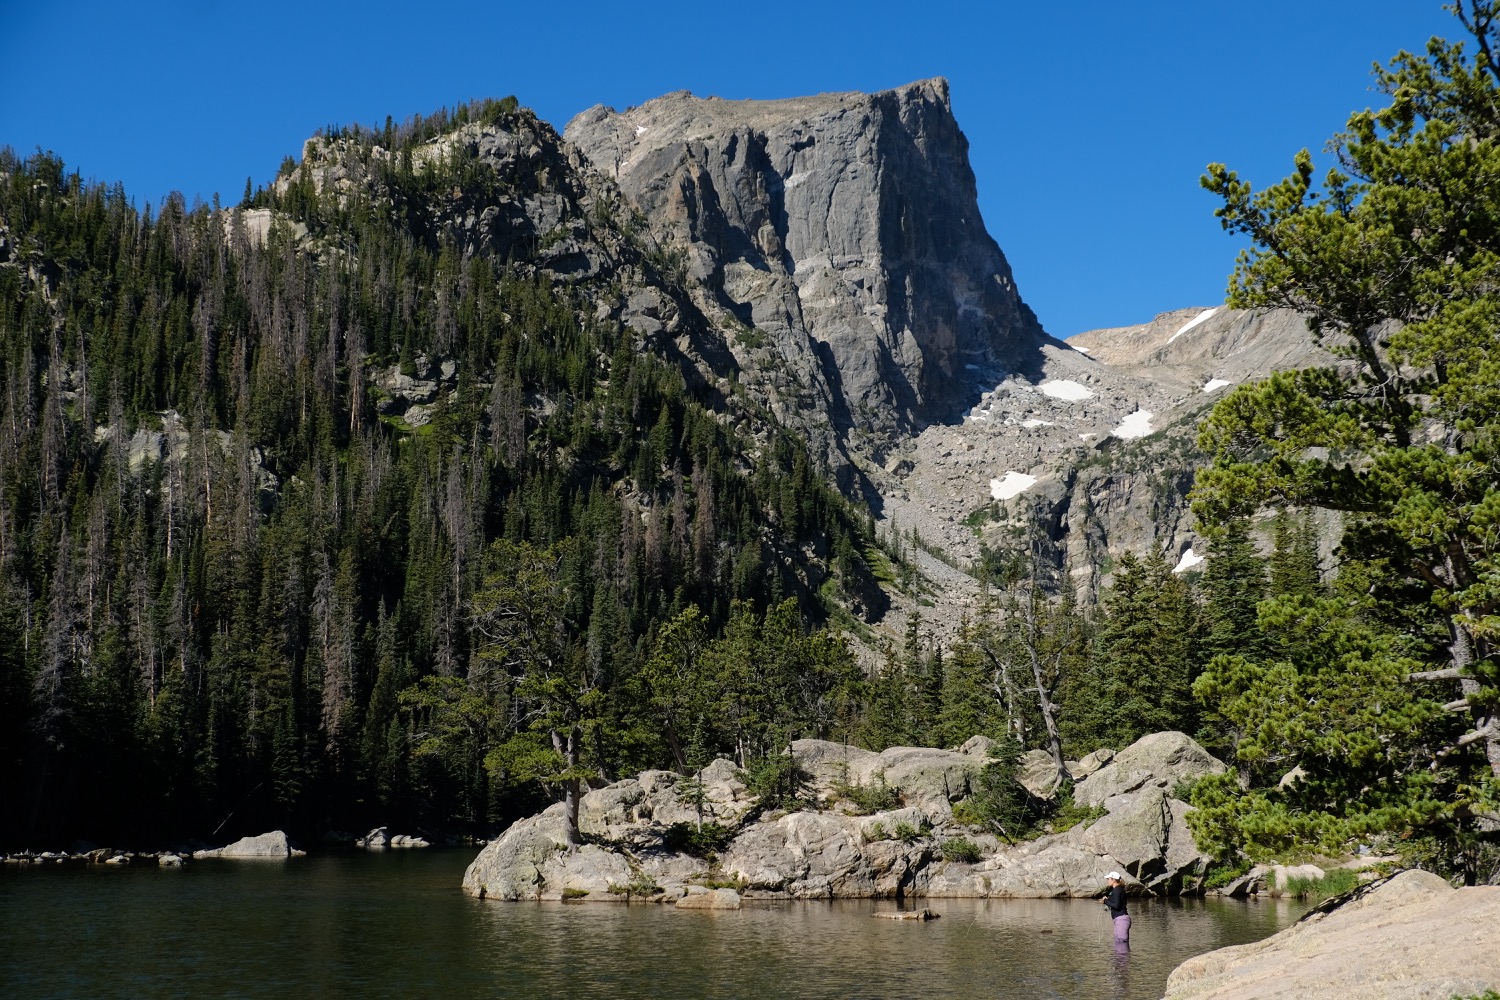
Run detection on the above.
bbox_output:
[1103,884,1128,919]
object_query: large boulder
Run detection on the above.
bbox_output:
[193,830,302,858]
[462,805,576,900]
[791,738,986,818]
[969,842,1132,899]
[721,809,928,899]
[1014,749,1066,800]
[674,887,742,910]
[1071,787,1206,892]
[1073,731,1225,808]
[1165,869,1500,999]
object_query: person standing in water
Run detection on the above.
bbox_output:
[1100,871,1130,947]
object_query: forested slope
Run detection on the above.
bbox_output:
[0,100,885,846]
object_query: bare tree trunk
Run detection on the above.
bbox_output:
[1446,619,1500,779]
[554,726,582,846]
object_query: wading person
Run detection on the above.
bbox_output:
[1100,871,1130,948]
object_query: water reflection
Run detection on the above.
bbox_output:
[1,853,1304,1000]
[463,893,1303,1000]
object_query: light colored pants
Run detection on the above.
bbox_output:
[1113,914,1132,943]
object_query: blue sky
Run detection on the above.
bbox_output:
[0,1,1461,338]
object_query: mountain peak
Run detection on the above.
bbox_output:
[566,78,1042,455]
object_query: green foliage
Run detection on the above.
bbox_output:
[1189,1,1500,879]
[746,752,810,812]
[832,767,901,814]
[1396,829,1500,888]
[1045,794,1106,835]
[1062,551,1196,752]
[560,887,590,899]
[662,821,736,857]
[891,819,927,843]
[1277,867,1360,903]
[949,799,986,829]
[959,740,1052,841]
[1200,857,1253,891]
[940,837,984,863]
[606,867,662,897]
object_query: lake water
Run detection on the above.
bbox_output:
[0,850,1303,999]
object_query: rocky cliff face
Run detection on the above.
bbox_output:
[566,79,1047,461]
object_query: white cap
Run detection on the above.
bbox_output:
[1106,871,1121,880]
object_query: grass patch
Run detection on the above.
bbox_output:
[1275,867,1361,902]
[1046,797,1106,835]
[941,838,984,864]
[606,867,661,898]
[892,820,928,843]
[832,768,900,815]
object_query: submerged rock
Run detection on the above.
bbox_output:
[675,888,742,910]
[874,908,940,920]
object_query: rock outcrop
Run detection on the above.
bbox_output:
[1070,730,1225,808]
[566,79,1049,455]
[462,732,1220,903]
[193,830,303,858]
[356,827,430,849]
[1164,869,1500,999]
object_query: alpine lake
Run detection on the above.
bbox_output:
[1,849,1304,999]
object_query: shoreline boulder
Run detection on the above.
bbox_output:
[193,830,303,859]
[1165,869,1500,999]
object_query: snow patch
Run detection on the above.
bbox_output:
[990,471,1037,500]
[634,125,649,137]
[1203,378,1233,393]
[1021,419,1052,428]
[1173,548,1206,574]
[1039,379,1094,401]
[1111,409,1154,439]
[1071,344,1091,355]
[1167,307,1220,344]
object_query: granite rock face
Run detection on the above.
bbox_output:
[193,830,302,858]
[566,79,1048,451]
[789,738,989,815]
[462,732,1217,903]
[1071,730,1226,809]
[1164,869,1500,999]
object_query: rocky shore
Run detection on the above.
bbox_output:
[462,731,1226,903]
[2,826,445,865]
[1164,869,1500,999]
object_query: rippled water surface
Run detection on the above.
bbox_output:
[1,850,1304,999]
